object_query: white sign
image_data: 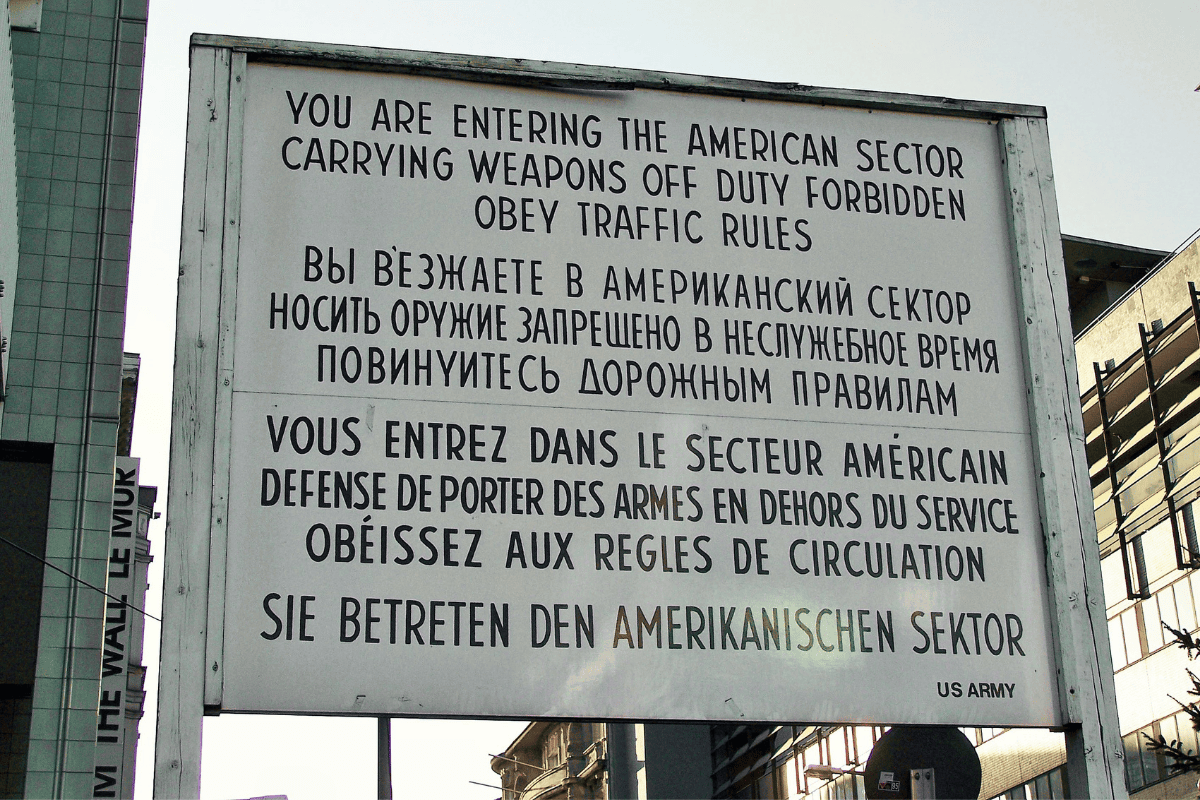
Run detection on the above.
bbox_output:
[211,61,1058,725]
[95,456,138,798]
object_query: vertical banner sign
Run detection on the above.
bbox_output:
[180,48,1079,728]
[94,456,138,798]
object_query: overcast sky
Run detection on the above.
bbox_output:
[124,2,1199,798]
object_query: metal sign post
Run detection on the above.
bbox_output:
[378,716,393,800]
[909,769,935,800]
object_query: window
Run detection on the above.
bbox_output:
[828,729,847,770]
[1112,568,1200,670]
[851,726,876,764]
[989,766,1066,800]
[1109,614,1128,669]
[971,727,1008,746]
[1182,502,1200,560]
[0,693,32,798]
[542,728,562,769]
[1169,710,1200,761]
[753,764,789,800]
[1120,608,1143,663]
[1190,571,1200,625]
[1121,714,1200,793]
[773,760,792,798]
[1132,534,1150,597]
[1159,584,1180,636]
[1177,577,1198,630]
[1144,593,1165,651]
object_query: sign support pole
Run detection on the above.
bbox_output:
[378,716,393,800]
[1000,116,1125,799]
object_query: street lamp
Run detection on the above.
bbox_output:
[803,764,863,780]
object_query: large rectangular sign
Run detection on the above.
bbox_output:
[190,48,1068,726]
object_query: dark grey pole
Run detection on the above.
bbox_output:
[378,716,393,800]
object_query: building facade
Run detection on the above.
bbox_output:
[1079,231,1200,799]
[493,721,609,800]
[0,0,149,796]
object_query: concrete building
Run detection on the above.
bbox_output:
[492,722,714,800]
[0,0,149,796]
[1078,230,1200,799]
[492,721,608,800]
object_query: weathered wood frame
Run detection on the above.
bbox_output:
[156,34,1124,799]
[155,43,245,798]
[999,117,1125,798]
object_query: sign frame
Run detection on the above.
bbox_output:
[156,34,1122,798]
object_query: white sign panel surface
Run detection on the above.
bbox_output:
[218,61,1057,725]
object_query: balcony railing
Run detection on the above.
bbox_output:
[1087,282,1200,598]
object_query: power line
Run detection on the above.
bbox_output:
[0,533,161,622]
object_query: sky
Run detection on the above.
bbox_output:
[123,2,1200,798]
